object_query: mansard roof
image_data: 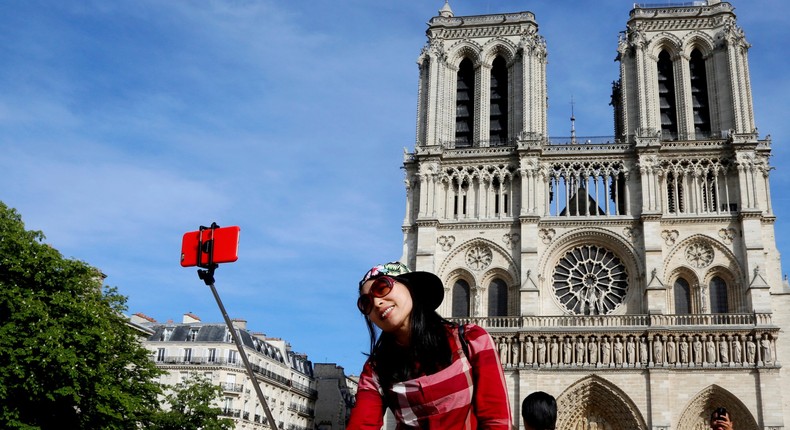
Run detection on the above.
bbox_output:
[146,322,313,376]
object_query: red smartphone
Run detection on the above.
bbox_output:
[180,226,240,267]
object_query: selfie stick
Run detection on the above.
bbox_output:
[195,223,278,429]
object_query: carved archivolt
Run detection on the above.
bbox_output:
[664,234,742,286]
[556,375,647,430]
[446,39,484,67]
[438,238,518,287]
[676,385,759,430]
[480,37,518,65]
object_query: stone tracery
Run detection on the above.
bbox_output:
[552,245,628,315]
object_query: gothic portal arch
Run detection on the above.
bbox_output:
[676,385,759,430]
[556,375,647,430]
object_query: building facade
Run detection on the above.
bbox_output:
[402,2,788,429]
[135,313,317,430]
[313,363,357,430]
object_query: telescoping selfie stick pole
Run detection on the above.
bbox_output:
[196,223,277,429]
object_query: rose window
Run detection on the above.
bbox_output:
[685,241,714,268]
[552,245,628,315]
[465,245,492,271]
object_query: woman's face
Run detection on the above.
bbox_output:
[360,278,413,340]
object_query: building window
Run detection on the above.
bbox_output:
[183,348,192,363]
[225,330,233,343]
[224,397,233,414]
[673,278,691,314]
[489,56,508,145]
[657,50,678,140]
[228,350,238,364]
[455,58,475,147]
[689,48,711,136]
[709,276,728,313]
[452,279,470,317]
[189,329,199,342]
[207,348,217,363]
[666,171,685,214]
[156,348,166,362]
[487,278,508,316]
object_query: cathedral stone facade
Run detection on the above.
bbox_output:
[401,2,788,429]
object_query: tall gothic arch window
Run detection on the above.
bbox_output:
[666,171,685,214]
[657,50,678,140]
[673,278,691,314]
[456,58,475,147]
[487,278,508,316]
[452,279,471,317]
[689,48,711,136]
[709,276,729,313]
[489,56,508,145]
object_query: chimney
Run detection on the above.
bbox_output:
[183,313,201,324]
[231,318,247,330]
[131,312,156,324]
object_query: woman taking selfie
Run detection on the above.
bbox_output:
[347,262,512,429]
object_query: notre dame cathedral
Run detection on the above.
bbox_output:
[401,1,788,429]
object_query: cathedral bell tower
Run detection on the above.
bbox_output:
[613,0,775,315]
[403,2,547,318]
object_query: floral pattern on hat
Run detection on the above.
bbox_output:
[359,261,411,288]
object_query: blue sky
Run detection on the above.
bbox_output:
[2,1,788,375]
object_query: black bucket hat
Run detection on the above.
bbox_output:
[358,261,444,310]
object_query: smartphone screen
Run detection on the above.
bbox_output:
[180,226,240,267]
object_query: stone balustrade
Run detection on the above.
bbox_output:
[449,314,779,369]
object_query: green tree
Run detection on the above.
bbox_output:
[149,374,234,430]
[0,202,163,429]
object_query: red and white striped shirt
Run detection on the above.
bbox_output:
[348,324,512,429]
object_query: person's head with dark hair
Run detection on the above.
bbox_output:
[521,391,557,430]
[356,262,451,389]
[710,407,733,430]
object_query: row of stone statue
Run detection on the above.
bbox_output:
[496,332,776,368]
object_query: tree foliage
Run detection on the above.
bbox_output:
[149,374,234,430]
[0,202,163,429]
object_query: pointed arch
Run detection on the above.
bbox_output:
[676,385,759,430]
[438,237,518,284]
[681,32,716,58]
[481,266,516,316]
[447,40,483,68]
[664,234,743,283]
[481,38,518,65]
[666,266,700,314]
[555,375,647,430]
[647,33,683,59]
[446,267,475,318]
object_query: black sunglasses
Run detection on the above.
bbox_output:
[357,276,398,315]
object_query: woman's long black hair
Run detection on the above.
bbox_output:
[362,278,454,390]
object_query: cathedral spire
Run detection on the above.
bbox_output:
[439,0,454,18]
[570,96,577,145]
